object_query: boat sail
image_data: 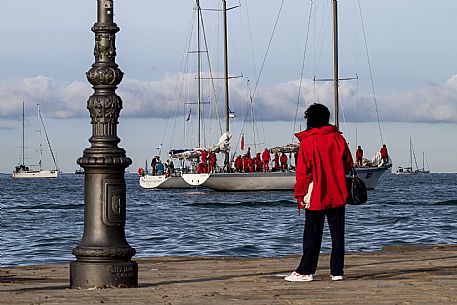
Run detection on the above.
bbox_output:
[12,103,59,178]
[183,0,390,191]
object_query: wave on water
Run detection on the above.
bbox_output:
[189,199,294,207]
[184,191,210,196]
[3,202,84,210]
[431,199,457,206]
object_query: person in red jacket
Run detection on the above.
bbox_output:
[200,150,208,173]
[355,145,363,166]
[242,154,250,173]
[280,152,288,171]
[234,155,242,172]
[380,144,388,166]
[209,151,217,173]
[262,148,271,172]
[255,153,262,172]
[285,103,353,283]
[273,152,280,171]
[247,157,255,173]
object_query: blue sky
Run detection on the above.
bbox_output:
[1,0,457,173]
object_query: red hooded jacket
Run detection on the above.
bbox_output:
[294,125,353,211]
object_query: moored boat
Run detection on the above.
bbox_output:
[12,103,60,179]
[184,0,391,191]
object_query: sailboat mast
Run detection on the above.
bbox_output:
[37,104,43,170]
[222,0,230,167]
[21,102,25,166]
[409,137,413,169]
[422,151,425,171]
[332,0,340,129]
[196,0,202,147]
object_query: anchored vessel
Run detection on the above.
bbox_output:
[12,103,59,178]
[183,0,390,191]
[396,138,429,175]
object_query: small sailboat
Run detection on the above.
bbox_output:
[396,137,419,176]
[12,103,60,178]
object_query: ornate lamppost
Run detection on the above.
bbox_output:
[70,0,138,288]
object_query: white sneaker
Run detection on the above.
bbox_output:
[331,275,344,281]
[284,272,314,282]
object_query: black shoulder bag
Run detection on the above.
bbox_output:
[346,168,367,205]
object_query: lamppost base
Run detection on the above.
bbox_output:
[70,260,138,288]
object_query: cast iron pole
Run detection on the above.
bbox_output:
[70,0,138,288]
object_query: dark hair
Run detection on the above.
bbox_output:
[304,103,330,129]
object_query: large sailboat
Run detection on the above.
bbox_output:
[182,0,390,191]
[12,103,60,179]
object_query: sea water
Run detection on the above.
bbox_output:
[1,172,456,267]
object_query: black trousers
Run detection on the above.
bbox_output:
[296,206,345,276]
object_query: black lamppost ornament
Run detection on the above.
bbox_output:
[70,0,138,288]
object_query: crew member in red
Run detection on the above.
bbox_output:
[209,151,217,173]
[246,147,251,158]
[273,152,280,171]
[200,150,208,173]
[262,148,271,172]
[355,145,363,166]
[285,103,353,283]
[380,144,388,166]
[234,155,242,172]
[280,152,288,171]
[242,154,250,173]
[255,153,262,172]
[247,157,255,173]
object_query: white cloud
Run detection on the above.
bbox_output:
[1,74,457,125]
[0,76,90,119]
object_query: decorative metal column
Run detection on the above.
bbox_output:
[70,0,138,288]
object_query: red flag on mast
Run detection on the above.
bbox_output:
[240,133,245,151]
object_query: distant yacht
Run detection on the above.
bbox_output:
[396,137,419,176]
[75,168,84,175]
[12,103,60,179]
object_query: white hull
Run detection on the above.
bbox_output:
[396,172,417,176]
[183,171,296,191]
[183,165,390,192]
[396,166,418,176]
[12,170,59,179]
[139,174,191,189]
[355,165,391,190]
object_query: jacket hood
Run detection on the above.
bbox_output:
[294,125,340,141]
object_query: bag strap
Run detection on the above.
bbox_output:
[349,167,358,177]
